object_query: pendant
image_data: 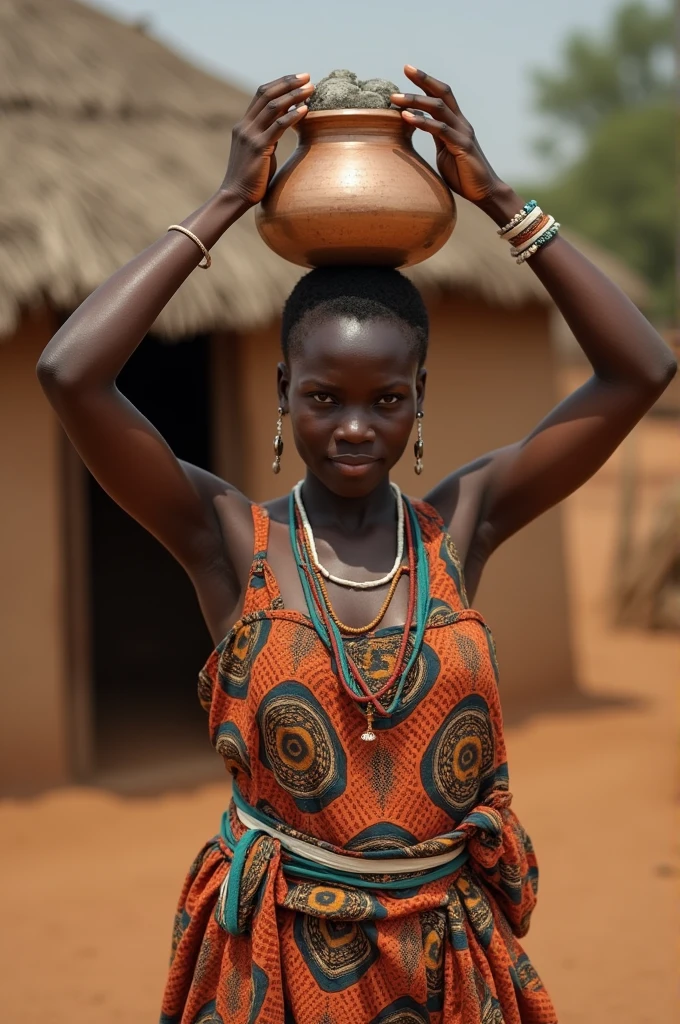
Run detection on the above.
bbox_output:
[360,706,376,742]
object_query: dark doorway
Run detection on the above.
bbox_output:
[88,334,219,787]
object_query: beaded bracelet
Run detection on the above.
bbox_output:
[167,224,212,269]
[502,205,545,243]
[511,215,556,256]
[498,199,537,236]
[515,223,561,264]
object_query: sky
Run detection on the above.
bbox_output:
[91,0,666,182]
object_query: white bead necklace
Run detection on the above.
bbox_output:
[293,480,404,590]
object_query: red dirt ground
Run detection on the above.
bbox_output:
[1,408,677,1024]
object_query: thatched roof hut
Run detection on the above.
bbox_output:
[0,0,646,340]
[0,0,651,796]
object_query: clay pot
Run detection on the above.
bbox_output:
[256,109,456,268]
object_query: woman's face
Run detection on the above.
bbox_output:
[279,316,426,497]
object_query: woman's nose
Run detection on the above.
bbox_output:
[334,412,375,443]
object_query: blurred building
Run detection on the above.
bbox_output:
[0,0,646,794]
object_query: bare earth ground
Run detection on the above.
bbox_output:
[1,408,678,1024]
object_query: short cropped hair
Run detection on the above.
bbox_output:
[281,266,429,366]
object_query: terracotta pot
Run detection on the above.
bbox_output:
[256,109,456,268]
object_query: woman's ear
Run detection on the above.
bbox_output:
[276,361,290,413]
[416,367,427,413]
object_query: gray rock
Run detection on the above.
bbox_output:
[309,70,399,110]
[308,79,362,111]
[358,78,399,104]
[325,69,359,83]
[354,90,387,108]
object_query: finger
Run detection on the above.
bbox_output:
[391,93,462,129]
[403,65,461,115]
[400,110,469,150]
[253,82,315,129]
[261,103,309,146]
[246,73,311,116]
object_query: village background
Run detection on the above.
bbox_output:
[0,0,677,1021]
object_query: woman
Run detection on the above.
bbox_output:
[38,67,675,1024]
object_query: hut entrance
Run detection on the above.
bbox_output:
[87,334,218,787]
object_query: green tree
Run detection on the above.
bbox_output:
[520,1,674,322]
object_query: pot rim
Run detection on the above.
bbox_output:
[304,108,403,120]
[298,107,410,141]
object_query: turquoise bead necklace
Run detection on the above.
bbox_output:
[288,486,430,738]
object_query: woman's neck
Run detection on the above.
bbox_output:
[300,474,396,534]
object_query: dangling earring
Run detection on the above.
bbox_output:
[414,411,424,475]
[272,407,284,474]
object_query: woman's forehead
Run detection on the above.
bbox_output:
[291,316,418,371]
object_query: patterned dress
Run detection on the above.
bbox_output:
[160,501,558,1024]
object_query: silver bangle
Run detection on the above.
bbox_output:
[167,224,212,269]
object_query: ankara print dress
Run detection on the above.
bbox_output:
[160,501,558,1024]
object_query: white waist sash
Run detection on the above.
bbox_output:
[236,806,466,875]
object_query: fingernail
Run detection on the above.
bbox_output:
[402,110,417,118]
[404,65,418,74]
[296,73,310,79]
[392,93,406,100]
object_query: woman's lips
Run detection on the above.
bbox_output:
[331,454,377,465]
[330,454,379,475]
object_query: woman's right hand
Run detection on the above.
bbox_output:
[220,74,314,207]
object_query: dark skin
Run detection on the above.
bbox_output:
[37,67,676,648]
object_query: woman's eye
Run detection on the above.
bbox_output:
[377,395,400,405]
[311,393,335,404]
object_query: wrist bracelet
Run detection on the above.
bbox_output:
[502,205,545,244]
[511,216,556,256]
[167,224,212,269]
[515,223,561,264]
[498,199,537,236]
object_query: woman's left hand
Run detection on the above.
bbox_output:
[391,67,505,208]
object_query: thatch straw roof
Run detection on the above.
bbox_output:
[0,0,647,340]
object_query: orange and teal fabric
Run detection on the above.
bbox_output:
[160,501,558,1024]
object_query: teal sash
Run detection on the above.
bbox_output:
[216,787,469,936]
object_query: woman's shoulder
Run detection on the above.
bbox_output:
[408,495,447,539]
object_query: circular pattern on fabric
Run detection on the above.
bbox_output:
[257,682,346,812]
[343,637,440,729]
[344,822,419,856]
[420,910,446,1012]
[427,598,457,627]
[214,721,251,778]
[294,913,379,993]
[369,996,430,1024]
[283,881,386,921]
[420,694,495,820]
[456,871,495,949]
[217,617,271,698]
[197,667,212,712]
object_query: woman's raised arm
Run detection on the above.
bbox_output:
[392,67,676,586]
[37,75,313,580]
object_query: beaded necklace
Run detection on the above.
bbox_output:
[289,487,430,740]
[315,565,408,636]
[293,480,404,589]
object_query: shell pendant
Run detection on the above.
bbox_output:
[360,706,377,742]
